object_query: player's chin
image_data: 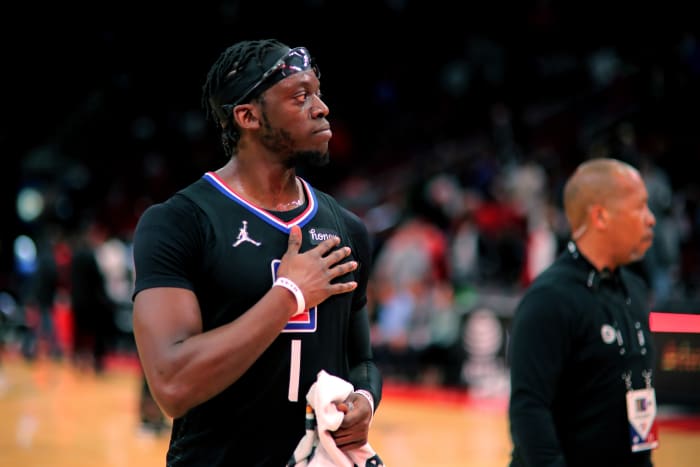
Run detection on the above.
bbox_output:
[295,149,330,167]
[311,150,331,167]
[314,140,330,154]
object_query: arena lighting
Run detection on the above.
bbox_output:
[0,291,18,320]
[650,312,700,333]
[16,187,45,222]
[13,235,37,276]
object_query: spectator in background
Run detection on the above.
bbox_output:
[472,171,527,287]
[70,220,116,374]
[370,183,453,383]
[138,371,169,436]
[612,122,681,305]
[21,225,62,360]
[508,158,658,467]
[638,155,681,306]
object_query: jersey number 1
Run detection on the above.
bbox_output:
[289,339,301,401]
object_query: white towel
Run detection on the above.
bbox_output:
[287,370,384,467]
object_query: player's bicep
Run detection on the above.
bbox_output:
[133,287,202,382]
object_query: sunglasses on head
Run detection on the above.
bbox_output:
[222,47,319,113]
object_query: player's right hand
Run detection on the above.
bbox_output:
[276,225,358,309]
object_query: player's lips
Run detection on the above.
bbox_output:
[314,126,332,137]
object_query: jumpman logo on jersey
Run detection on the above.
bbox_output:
[233,220,261,247]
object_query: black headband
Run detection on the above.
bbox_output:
[210,46,291,125]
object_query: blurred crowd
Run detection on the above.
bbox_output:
[2,3,700,394]
[5,219,133,371]
[2,119,696,393]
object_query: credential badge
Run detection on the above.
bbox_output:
[601,324,616,344]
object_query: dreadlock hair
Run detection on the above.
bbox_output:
[201,39,288,159]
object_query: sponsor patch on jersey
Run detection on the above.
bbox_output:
[308,228,340,245]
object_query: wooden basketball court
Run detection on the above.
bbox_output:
[1,353,698,467]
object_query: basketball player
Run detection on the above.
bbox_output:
[131,39,382,466]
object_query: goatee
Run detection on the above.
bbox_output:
[287,150,330,168]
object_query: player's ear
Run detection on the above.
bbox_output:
[233,104,260,129]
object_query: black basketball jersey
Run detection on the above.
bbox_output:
[132,172,376,466]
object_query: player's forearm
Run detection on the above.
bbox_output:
[349,361,383,411]
[145,287,297,418]
[346,307,383,409]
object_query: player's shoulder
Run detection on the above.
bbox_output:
[339,203,367,234]
[176,175,217,202]
[317,189,367,232]
[136,180,207,231]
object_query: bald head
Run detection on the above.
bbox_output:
[563,158,641,238]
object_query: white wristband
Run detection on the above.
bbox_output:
[274,277,305,316]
